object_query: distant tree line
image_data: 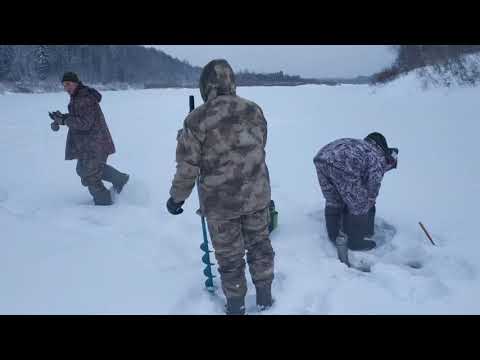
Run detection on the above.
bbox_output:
[0,45,202,88]
[371,45,480,87]
[236,70,303,86]
[0,45,368,92]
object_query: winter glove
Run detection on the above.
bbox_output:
[386,148,398,171]
[50,122,60,132]
[167,197,184,215]
[48,111,68,125]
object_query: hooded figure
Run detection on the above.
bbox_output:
[50,72,129,205]
[167,60,275,315]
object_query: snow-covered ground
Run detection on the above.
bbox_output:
[1,74,479,314]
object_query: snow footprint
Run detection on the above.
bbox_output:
[0,188,8,203]
[115,179,151,207]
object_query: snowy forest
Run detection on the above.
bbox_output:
[0,45,201,91]
[0,45,339,92]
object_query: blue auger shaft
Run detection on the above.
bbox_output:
[198,179,215,291]
[189,95,215,292]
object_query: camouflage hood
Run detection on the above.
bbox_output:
[199,59,236,102]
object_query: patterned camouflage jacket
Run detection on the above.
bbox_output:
[169,60,271,220]
[64,84,116,160]
[313,138,389,204]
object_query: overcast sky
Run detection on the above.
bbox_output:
[149,45,396,79]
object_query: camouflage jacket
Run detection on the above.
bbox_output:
[313,138,388,202]
[64,84,116,160]
[169,60,271,220]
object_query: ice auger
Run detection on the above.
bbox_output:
[189,95,216,293]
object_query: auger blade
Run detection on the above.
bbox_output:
[202,253,214,266]
[205,278,215,291]
[200,242,211,252]
[203,266,214,278]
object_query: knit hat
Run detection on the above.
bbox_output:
[61,72,80,83]
[365,132,389,155]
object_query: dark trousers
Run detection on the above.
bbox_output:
[325,205,376,243]
[76,155,125,197]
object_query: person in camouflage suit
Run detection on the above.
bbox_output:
[49,72,129,205]
[313,133,398,264]
[166,59,275,315]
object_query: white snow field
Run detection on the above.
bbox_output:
[1,73,479,314]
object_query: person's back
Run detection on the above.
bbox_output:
[167,59,274,315]
[314,138,384,180]
[182,92,271,219]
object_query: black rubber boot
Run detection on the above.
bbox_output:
[336,234,350,267]
[91,188,113,206]
[225,297,246,315]
[325,206,343,244]
[102,165,130,194]
[256,285,273,311]
[349,238,375,251]
[344,213,376,251]
[366,205,376,238]
[113,173,129,194]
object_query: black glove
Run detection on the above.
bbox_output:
[167,197,184,215]
[50,122,60,132]
[49,111,68,125]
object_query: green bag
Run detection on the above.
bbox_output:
[269,200,278,233]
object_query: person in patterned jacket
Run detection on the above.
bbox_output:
[313,133,398,264]
[49,72,129,206]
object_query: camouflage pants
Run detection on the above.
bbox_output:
[207,207,275,300]
[76,155,109,196]
[316,161,371,216]
[76,154,124,197]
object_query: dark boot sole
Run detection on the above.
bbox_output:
[225,298,246,315]
[257,298,275,312]
[348,243,376,251]
[114,174,130,194]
